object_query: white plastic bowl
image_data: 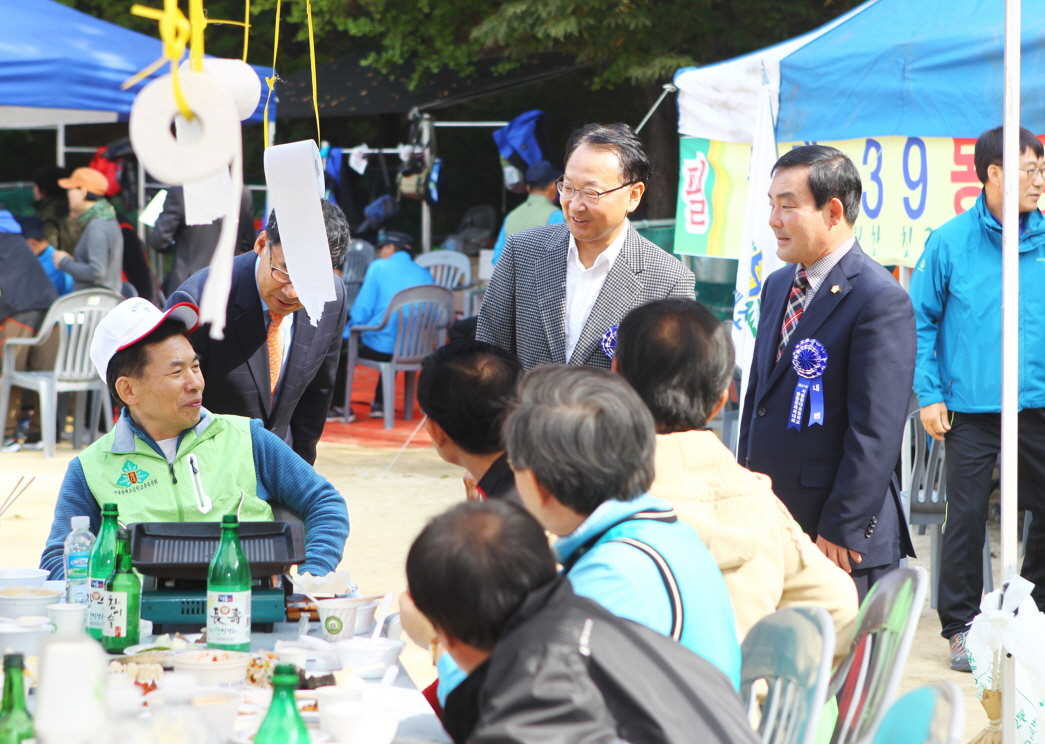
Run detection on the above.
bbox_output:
[322,700,400,744]
[171,650,250,689]
[334,638,404,679]
[0,586,63,617]
[0,621,51,657]
[0,569,50,589]
[309,680,366,732]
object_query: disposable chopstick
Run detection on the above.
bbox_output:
[0,476,34,518]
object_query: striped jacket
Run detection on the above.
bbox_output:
[476,222,695,369]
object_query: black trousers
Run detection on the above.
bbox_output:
[938,409,1045,638]
[332,341,393,408]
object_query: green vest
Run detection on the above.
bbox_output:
[79,413,274,524]
[504,192,559,239]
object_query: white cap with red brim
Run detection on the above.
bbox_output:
[90,299,200,383]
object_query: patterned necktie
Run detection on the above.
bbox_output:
[267,310,285,399]
[777,268,809,361]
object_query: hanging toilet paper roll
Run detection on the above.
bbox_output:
[178,57,262,122]
[130,72,241,186]
[264,140,337,327]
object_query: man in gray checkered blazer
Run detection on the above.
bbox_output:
[477,123,695,370]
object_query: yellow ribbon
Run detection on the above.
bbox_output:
[306,0,321,144]
[262,0,282,148]
[126,0,194,120]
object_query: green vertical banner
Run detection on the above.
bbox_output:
[674,138,714,256]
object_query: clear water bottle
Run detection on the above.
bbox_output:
[64,516,95,605]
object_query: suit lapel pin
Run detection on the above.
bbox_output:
[831,285,840,294]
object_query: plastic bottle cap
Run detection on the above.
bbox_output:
[71,516,90,531]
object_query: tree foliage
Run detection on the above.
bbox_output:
[245,0,861,89]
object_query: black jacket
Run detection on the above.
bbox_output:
[0,233,57,322]
[150,185,257,295]
[166,252,347,465]
[443,577,758,744]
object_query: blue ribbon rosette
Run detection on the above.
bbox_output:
[789,338,828,430]
[601,325,619,360]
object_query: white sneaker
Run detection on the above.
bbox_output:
[1,440,21,454]
[21,440,44,450]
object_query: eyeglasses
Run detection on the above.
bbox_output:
[1021,166,1045,180]
[556,178,639,205]
[268,249,293,285]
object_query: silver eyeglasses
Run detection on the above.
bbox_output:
[556,178,638,205]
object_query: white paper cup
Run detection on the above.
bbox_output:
[314,679,367,734]
[278,646,308,670]
[46,602,87,636]
[323,700,399,744]
[192,687,242,744]
[318,599,359,643]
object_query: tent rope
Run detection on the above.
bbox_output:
[263,0,281,148]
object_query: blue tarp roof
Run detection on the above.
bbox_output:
[777,0,1045,141]
[0,0,270,124]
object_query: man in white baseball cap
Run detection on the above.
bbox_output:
[38,298,349,580]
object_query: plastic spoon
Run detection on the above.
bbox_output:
[370,592,394,642]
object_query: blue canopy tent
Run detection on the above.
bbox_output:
[675,0,1045,143]
[0,0,270,129]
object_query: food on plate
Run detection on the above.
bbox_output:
[109,660,163,693]
[245,650,279,688]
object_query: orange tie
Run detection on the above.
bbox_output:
[267,310,285,399]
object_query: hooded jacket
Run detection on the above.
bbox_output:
[911,191,1045,412]
[649,430,857,661]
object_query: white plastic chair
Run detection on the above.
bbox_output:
[829,566,928,744]
[863,682,963,744]
[343,286,454,429]
[415,250,472,291]
[741,606,835,744]
[0,289,124,458]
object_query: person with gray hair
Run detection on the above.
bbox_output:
[505,365,740,685]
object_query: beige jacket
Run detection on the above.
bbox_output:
[651,430,858,660]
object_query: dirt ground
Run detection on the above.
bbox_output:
[0,439,998,740]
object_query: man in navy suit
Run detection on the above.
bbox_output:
[166,200,349,465]
[738,146,916,598]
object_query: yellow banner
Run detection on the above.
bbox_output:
[675,135,983,267]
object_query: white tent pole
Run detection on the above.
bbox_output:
[421,114,433,253]
[1001,0,1020,742]
[56,124,65,167]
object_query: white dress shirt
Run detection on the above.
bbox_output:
[564,227,627,361]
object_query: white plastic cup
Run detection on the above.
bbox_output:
[318,599,359,643]
[46,602,87,636]
[192,687,243,743]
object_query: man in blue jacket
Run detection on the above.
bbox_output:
[334,231,433,421]
[911,125,1045,672]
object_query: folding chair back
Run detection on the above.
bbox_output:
[388,286,455,364]
[45,290,124,382]
[867,683,964,744]
[741,607,835,744]
[342,239,375,309]
[830,566,928,744]
[415,250,472,291]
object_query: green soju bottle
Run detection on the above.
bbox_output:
[255,664,310,744]
[86,502,120,639]
[102,529,140,653]
[0,654,35,744]
[207,514,252,651]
